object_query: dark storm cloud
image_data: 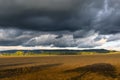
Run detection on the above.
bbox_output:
[0,0,120,48]
[0,0,80,31]
[0,0,119,35]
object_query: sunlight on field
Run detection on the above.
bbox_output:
[0,54,120,80]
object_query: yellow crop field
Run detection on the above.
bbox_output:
[0,54,120,80]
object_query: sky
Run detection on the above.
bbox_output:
[0,0,120,51]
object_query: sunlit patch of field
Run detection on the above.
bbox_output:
[0,54,120,80]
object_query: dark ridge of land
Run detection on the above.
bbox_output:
[0,49,111,54]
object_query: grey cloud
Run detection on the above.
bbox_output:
[107,34,120,41]
[0,0,119,49]
[0,0,119,35]
[0,28,119,48]
[22,32,105,48]
[0,29,39,46]
[73,30,96,38]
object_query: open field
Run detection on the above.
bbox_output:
[0,54,120,80]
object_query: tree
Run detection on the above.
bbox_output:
[15,51,24,56]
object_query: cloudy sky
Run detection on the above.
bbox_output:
[0,0,120,51]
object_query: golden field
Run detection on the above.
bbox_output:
[0,54,120,80]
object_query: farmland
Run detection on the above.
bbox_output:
[0,54,120,80]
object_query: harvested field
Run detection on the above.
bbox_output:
[0,54,120,80]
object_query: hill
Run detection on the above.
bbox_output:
[0,49,111,54]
